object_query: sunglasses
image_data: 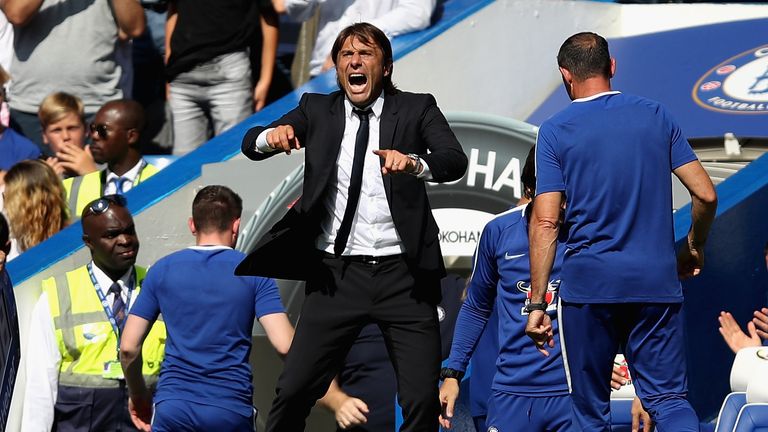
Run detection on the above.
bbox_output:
[89,123,112,139]
[82,194,127,218]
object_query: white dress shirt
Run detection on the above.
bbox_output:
[21,263,135,432]
[254,94,434,256]
[103,158,146,195]
[282,0,435,76]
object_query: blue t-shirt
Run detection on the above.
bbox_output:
[446,204,568,396]
[536,91,697,303]
[0,128,41,171]
[130,246,284,417]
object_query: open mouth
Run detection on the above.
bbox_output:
[349,73,367,87]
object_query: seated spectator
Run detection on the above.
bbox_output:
[274,0,435,78]
[0,65,40,183]
[63,100,158,219]
[1,0,145,152]
[2,159,68,259]
[39,92,98,179]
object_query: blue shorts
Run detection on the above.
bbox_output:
[152,399,255,432]
[485,391,572,431]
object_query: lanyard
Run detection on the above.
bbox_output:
[86,263,135,351]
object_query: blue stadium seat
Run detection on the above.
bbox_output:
[716,393,748,432]
[733,404,768,432]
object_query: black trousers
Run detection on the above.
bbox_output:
[265,254,442,432]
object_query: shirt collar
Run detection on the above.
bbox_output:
[106,158,145,183]
[344,93,385,120]
[90,260,134,293]
[188,245,233,251]
[572,90,621,103]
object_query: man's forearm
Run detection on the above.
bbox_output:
[121,348,149,398]
[528,193,563,303]
[688,194,717,248]
[258,7,279,90]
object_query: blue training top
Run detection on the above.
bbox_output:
[446,204,569,396]
[535,91,697,303]
[130,246,284,417]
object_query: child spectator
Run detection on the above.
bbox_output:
[39,92,98,178]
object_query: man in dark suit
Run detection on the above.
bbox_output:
[239,22,467,432]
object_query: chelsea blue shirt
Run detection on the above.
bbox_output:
[130,246,284,417]
[446,204,569,396]
[535,91,697,303]
[0,128,40,171]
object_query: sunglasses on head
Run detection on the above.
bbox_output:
[89,123,110,139]
[83,194,127,218]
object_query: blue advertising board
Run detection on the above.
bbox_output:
[528,18,768,138]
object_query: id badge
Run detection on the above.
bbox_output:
[102,360,124,380]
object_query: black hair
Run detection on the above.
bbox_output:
[557,32,612,81]
[331,22,397,94]
[192,185,243,233]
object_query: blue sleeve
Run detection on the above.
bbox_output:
[130,266,161,321]
[666,107,697,170]
[254,277,285,318]
[535,123,565,195]
[445,222,500,372]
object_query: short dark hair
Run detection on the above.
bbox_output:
[192,186,243,233]
[331,22,397,94]
[521,146,536,199]
[557,32,612,81]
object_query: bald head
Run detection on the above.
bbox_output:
[99,99,145,132]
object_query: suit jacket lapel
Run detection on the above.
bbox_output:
[380,93,399,200]
[305,93,345,211]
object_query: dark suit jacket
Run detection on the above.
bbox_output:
[236,90,468,283]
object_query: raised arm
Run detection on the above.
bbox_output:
[673,160,717,278]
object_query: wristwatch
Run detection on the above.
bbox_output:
[524,302,549,313]
[406,153,423,175]
[440,367,465,381]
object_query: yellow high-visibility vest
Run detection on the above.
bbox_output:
[42,264,165,388]
[62,162,159,219]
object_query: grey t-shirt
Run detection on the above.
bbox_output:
[9,0,123,114]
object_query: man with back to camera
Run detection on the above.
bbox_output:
[120,185,294,431]
[239,22,467,431]
[22,195,166,431]
[439,147,652,432]
[63,99,159,219]
[526,32,718,431]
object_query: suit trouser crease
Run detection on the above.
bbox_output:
[265,256,441,431]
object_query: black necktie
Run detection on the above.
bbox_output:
[108,282,126,333]
[334,108,372,256]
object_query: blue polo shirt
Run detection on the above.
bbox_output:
[130,246,284,417]
[535,91,698,303]
[446,204,569,396]
[0,128,40,171]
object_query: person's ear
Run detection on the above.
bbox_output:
[82,234,94,251]
[188,217,197,236]
[609,58,617,78]
[126,128,140,146]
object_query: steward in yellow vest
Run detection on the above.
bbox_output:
[62,99,159,219]
[21,195,165,431]
[63,162,158,219]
